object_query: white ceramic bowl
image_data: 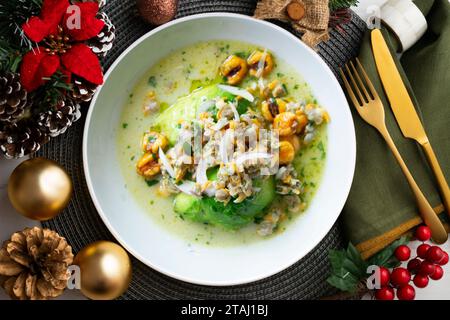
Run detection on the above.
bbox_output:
[83,13,356,286]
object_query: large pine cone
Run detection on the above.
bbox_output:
[0,72,29,123]
[0,121,48,159]
[89,11,116,57]
[38,99,81,138]
[0,227,74,300]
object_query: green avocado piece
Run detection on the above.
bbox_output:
[153,85,250,144]
[173,177,275,230]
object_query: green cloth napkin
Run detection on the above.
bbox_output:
[341,0,450,257]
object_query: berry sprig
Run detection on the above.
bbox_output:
[374,226,448,300]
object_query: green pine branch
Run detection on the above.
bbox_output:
[0,0,42,51]
[329,0,359,11]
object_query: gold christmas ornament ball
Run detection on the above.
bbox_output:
[74,241,132,300]
[137,0,178,25]
[8,158,72,221]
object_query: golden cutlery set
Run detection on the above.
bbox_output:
[340,29,450,244]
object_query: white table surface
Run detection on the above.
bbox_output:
[1,0,449,300]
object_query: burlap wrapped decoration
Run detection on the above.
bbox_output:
[254,0,330,48]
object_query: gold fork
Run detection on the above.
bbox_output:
[340,58,448,244]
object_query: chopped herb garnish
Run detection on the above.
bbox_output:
[122,123,128,129]
[148,76,157,87]
[317,141,326,159]
[276,72,285,78]
[234,51,249,59]
[294,84,299,90]
[130,156,135,161]
[145,179,159,187]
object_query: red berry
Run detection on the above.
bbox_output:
[415,225,431,241]
[397,285,416,300]
[438,251,449,266]
[430,265,444,280]
[419,261,436,276]
[375,287,395,300]
[390,267,411,287]
[413,274,429,288]
[426,246,444,263]
[379,267,390,286]
[407,258,422,274]
[394,245,411,261]
[417,243,431,259]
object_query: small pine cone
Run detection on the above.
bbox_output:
[38,99,81,138]
[0,121,48,159]
[89,12,116,57]
[0,227,74,300]
[0,72,29,123]
[69,76,97,103]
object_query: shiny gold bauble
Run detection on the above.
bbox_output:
[8,158,72,221]
[136,0,178,25]
[74,241,132,300]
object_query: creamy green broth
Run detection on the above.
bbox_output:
[117,40,327,246]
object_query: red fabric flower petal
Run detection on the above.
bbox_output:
[22,0,70,41]
[61,44,103,85]
[40,0,70,30]
[22,17,51,42]
[20,47,60,91]
[64,2,105,41]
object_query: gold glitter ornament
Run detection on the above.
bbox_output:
[137,0,178,25]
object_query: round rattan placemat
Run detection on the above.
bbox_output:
[35,0,366,299]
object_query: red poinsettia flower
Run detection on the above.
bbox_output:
[20,0,105,91]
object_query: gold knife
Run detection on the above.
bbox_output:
[371,29,450,217]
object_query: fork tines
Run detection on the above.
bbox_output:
[339,58,379,108]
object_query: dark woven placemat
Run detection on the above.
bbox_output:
[35,0,366,299]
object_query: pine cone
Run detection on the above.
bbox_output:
[38,99,81,138]
[0,72,29,123]
[0,227,74,300]
[89,12,116,57]
[69,76,97,103]
[89,12,115,57]
[0,121,48,159]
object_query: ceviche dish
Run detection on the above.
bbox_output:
[117,41,329,246]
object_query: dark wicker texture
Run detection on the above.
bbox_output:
[36,0,366,299]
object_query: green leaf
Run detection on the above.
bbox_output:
[327,242,368,293]
[327,274,359,293]
[369,236,409,268]
[346,243,368,277]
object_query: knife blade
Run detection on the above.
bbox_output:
[371,29,427,144]
[371,28,450,215]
